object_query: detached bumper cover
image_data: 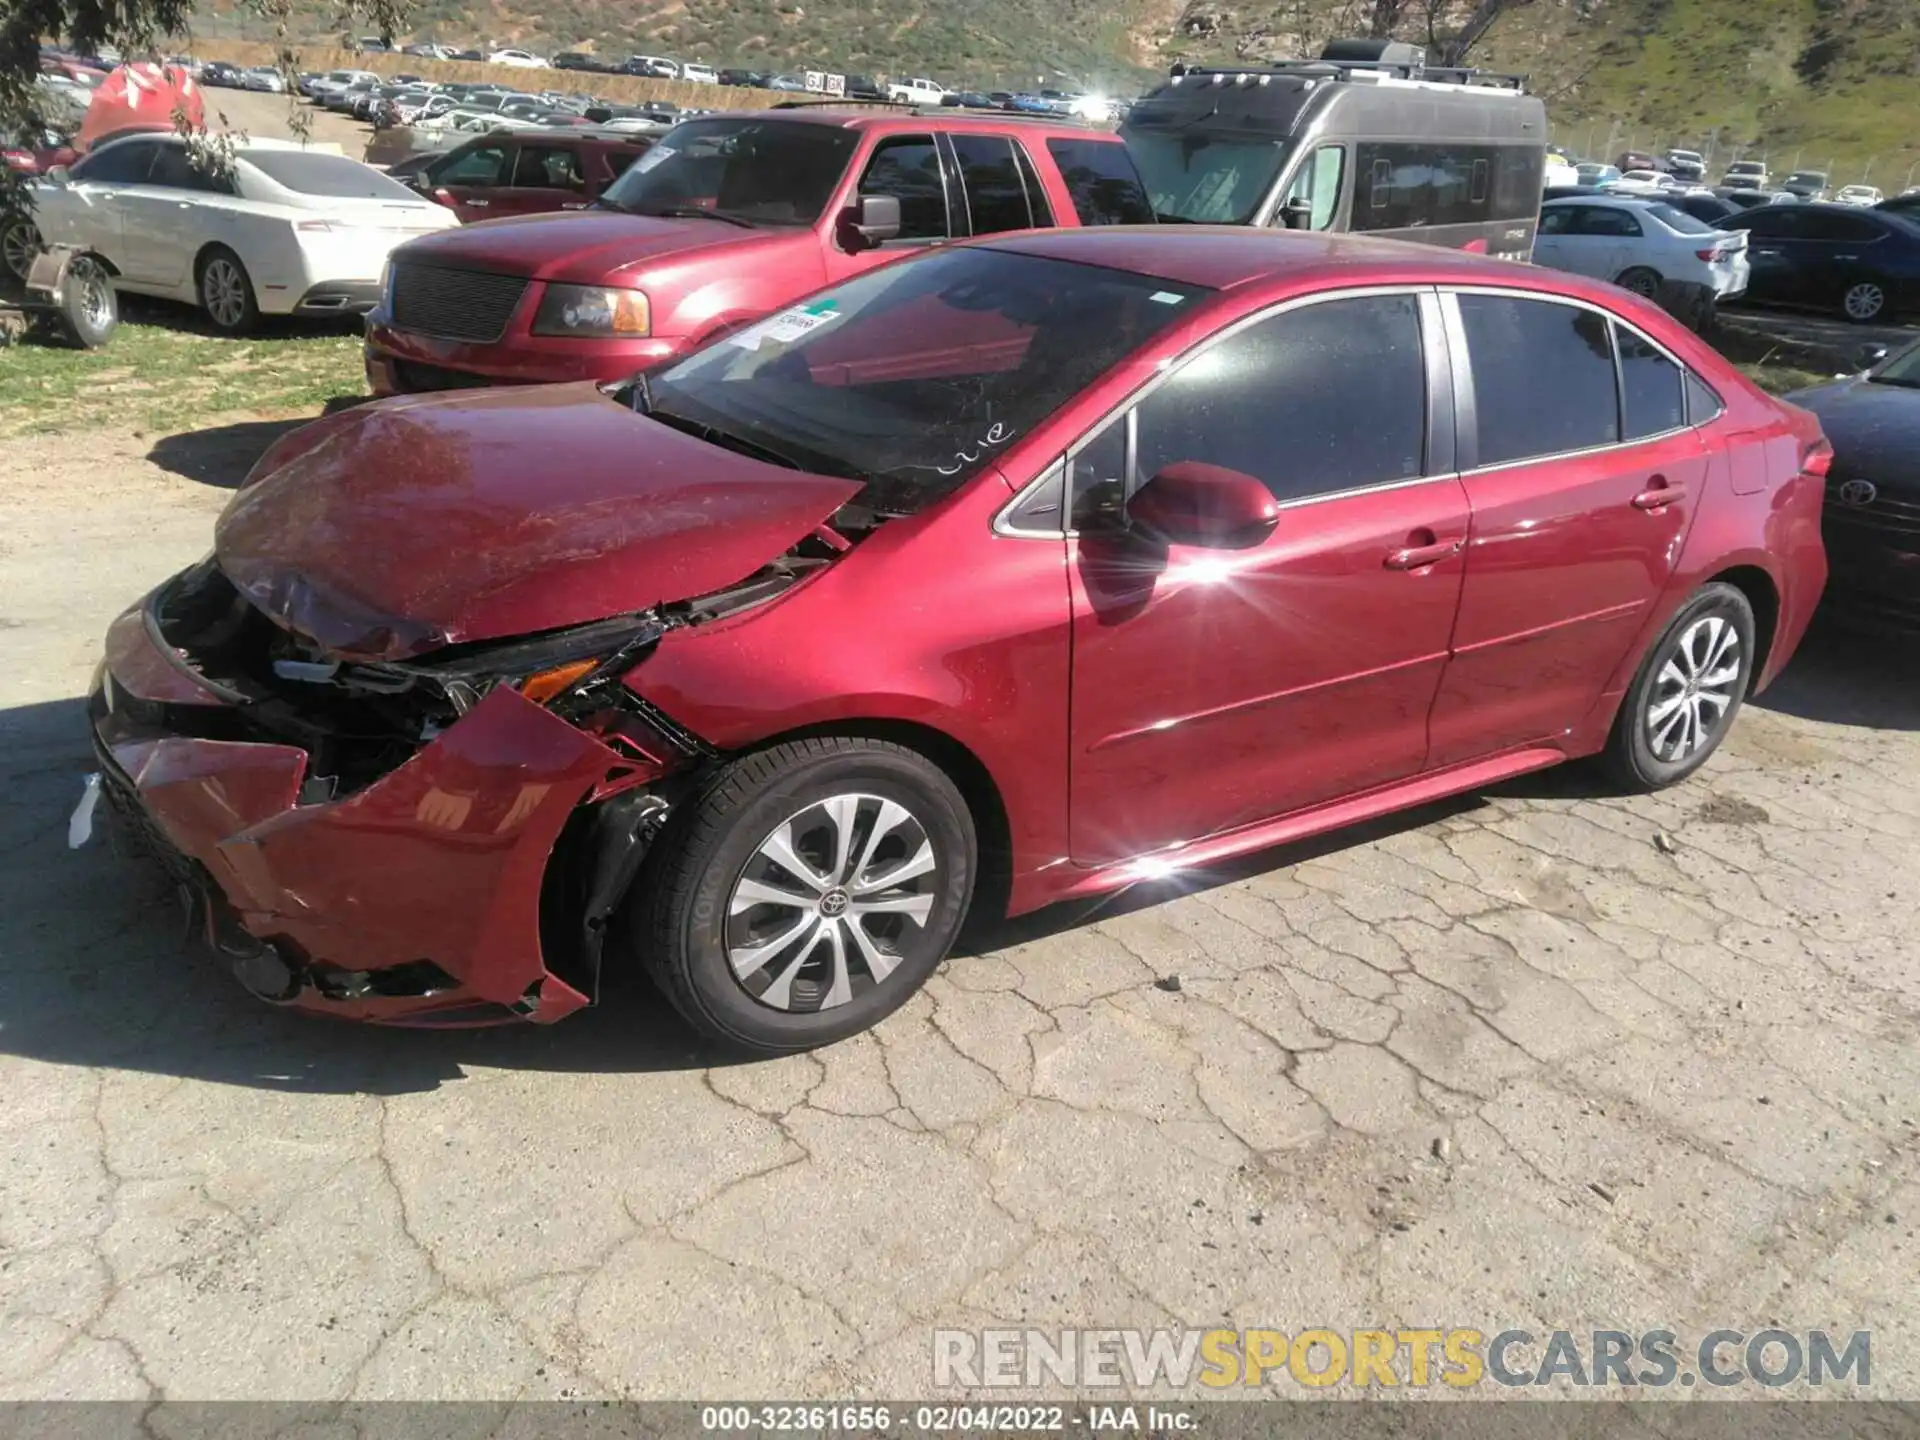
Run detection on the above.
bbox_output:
[92,600,633,1025]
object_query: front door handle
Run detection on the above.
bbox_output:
[1384,532,1464,570]
[467,199,489,207]
[1632,477,1688,509]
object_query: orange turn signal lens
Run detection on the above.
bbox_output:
[519,659,598,704]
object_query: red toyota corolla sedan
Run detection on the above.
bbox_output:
[86,228,1829,1052]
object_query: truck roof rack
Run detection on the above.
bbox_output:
[1169,57,1529,94]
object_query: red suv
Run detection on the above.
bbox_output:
[362,107,1155,394]
[401,128,659,224]
[90,231,1827,1051]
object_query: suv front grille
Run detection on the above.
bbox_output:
[389,264,530,343]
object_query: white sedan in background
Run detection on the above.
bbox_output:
[240,66,288,92]
[26,133,457,333]
[1532,195,1750,301]
[1835,185,1883,206]
[487,49,550,68]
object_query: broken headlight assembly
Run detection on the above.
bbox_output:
[287,613,669,723]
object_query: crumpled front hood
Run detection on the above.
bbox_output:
[1790,377,1920,493]
[215,385,860,661]
[392,210,800,286]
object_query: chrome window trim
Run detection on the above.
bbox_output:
[1440,284,1717,477]
[991,283,1442,540]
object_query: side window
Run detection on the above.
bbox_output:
[1492,146,1544,221]
[1275,144,1344,231]
[146,145,232,194]
[1806,211,1883,243]
[1590,208,1643,237]
[1457,294,1618,465]
[1044,138,1156,226]
[1615,324,1686,439]
[1129,294,1427,507]
[604,149,646,181]
[436,143,509,186]
[1013,143,1055,227]
[512,146,583,190]
[1539,206,1575,235]
[948,134,1032,236]
[858,136,948,240]
[71,140,157,185]
[1685,372,1724,425]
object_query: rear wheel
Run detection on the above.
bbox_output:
[1842,280,1888,323]
[197,246,258,335]
[1615,266,1663,299]
[1,215,40,281]
[626,737,977,1053]
[1603,582,1756,792]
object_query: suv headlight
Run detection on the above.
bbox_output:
[532,283,651,338]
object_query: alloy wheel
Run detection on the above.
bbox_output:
[1644,614,1742,763]
[725,793,939,1013]
[202,257,247,329]
[1844,282,1887,321]
[2,218,40,280]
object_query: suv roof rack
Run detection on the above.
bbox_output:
[1169,57,1528,93]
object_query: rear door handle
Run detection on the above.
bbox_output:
[1384,535,1464,570]
[468,199,489,207]
[1632,478,1688,509]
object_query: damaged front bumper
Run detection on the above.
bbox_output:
[88,572,689,1027]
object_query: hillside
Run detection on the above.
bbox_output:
[188,0,1919,180]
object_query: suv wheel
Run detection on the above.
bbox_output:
[627,737,977,1053]
[1604,582,1756,792]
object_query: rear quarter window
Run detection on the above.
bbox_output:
[1044,137,1156,226]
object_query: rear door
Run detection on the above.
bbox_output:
[943,132,1050,237]
[136,142,239,288]
[491,141,590,217]
[1532,204,1638,282]
[1426,290,1709,766]
[1733,207,1817,306]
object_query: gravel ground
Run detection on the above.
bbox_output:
[2,412,1919,1406]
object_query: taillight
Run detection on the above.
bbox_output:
[1695,247,1723,261]
[1803,440,1834,480]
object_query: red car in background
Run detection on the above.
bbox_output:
[362,107,1156,395]
[400,128,659,224]
[89,230,1827,1052]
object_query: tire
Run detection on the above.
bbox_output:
[1841,280,1888,323]
[196,246,259,335]
[1615,266,1663,300]
[626,737,977,1054]
[1,215,40,281]
[1603,582,1756,792]
[56,255,117,349]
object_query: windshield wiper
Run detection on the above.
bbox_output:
[646,406,804,469]
[641,205,758,228]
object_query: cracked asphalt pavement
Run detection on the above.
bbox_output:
[4,423,1920,1403]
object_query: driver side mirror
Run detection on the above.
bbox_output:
[846,192,901,248]
[1278,195,1313,230]
[1127,462,1280,549]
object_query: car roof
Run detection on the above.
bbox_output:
[978,226,1621,297]
[729,103,1113,136]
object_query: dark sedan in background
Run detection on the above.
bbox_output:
[1793,340,1920,632]
[1722,202,1920,322]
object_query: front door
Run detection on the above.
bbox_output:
[819,133,954,287]
[492,142,590,218]
[1426,290,1707,766]
[1066,290,1471,866]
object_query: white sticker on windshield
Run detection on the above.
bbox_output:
[631,144,674,173]
[728,298,842,350]
[1149,291,1186,305]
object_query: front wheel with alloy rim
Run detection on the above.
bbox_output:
[2,216,41,280]
[626,737,978,1053]
[1604,581,1756,792]
[197,247,259,334]
[1842,280,1888,322]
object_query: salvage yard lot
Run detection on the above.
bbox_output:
[3,331,1920,1403]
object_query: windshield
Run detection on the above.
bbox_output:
[1871,340,1920,387]
[641,248,1211,514]
[597,117,858,225]
[1122,129,1284,223]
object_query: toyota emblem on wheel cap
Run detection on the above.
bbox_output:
[1839,479,1878,507]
